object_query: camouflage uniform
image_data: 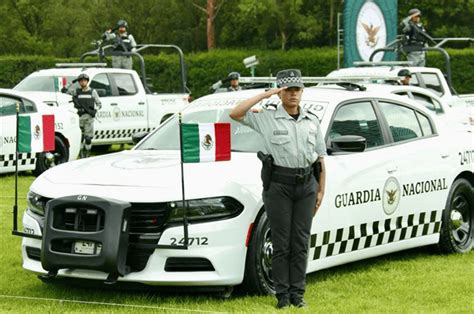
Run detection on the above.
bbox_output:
[69,87,101,158]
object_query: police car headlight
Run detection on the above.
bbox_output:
[27,191,47,216]
[167,197,243,223]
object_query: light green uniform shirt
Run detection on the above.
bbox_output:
[241,104,327,168]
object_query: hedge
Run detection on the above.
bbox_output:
[1,48,473,98]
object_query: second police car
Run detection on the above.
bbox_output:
[20,85,473,294]
[0,89,81,175]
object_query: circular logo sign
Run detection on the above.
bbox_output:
[356,2,387,62]
[383,177,400,215]
[112,107,120,121]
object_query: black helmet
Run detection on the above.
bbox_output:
[116,19,128,28]
[408,8,421,16]
[76,73,90,82]
[228,72,240,80]
[398,69,412,78]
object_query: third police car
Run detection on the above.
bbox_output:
[20,85,473,294]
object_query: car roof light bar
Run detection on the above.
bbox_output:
[239,76,401,85]
[55,63,108,68]
[353,61,415,67]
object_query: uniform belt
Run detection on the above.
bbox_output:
[271,165,313,185]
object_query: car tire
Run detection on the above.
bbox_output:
[438,178,474,253]
[32,135,69,177]
[241,210,275,295]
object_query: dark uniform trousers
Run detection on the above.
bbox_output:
[263,172,317,300]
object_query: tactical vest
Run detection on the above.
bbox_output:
[114,34,133,52]
[75,88,95,115]
[407,23,427,47]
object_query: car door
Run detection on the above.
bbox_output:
[0,95,38,173]
[376,100,448,232]
[108,73,148,142]
[311,100,399,265]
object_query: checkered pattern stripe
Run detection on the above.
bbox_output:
[94,128,153,140]
[0,153,37,167]
[277,76,303,86]
[310,210,443,260]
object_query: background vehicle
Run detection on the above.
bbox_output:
[19,86,473,294]
[14,65,189,146]
[0,89,80,175]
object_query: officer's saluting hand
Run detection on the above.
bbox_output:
[230,69,327,309]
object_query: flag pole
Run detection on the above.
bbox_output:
[13,102,20,232]
[178,112,189,249]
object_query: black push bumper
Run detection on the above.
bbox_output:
[41,195,131,277]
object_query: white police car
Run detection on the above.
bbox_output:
[0,89,81,175]
[14,65,189,146]
[20,86,473,294]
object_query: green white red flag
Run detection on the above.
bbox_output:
[18,115,55,153]
[181,123,231,163]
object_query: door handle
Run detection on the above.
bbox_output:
[138,102,145,105]
[386,166,398,174]
[110,103,118,106]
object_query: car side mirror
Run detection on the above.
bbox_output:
[329,135,367,154]
[132,131,149,145]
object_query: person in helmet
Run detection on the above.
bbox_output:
[400,8,433,67]
[103,19,137,69]
[397,69,412,85]
[65,73,102,158]
[227,72,242,91]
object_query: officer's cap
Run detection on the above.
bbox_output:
[117,19,128,28]
[276,69,304,89]
[73,73,90,83]
[408,8,421,17]
[398,69,411,78]
[228,72,240,80]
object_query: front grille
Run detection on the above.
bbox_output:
[26,246,41,261]
[165,257,215,272]
[127,202,171,271]
[129,202,170,234]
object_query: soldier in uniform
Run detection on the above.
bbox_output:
[66,73,102,158]
[230,69,327,309]
[103,20,137,69]
[227,72,242,91]
[397,69,412,85]
[400,8,432,67]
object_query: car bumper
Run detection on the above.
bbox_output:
[21,209,251,286]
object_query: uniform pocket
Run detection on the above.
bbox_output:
[270,135,291,157]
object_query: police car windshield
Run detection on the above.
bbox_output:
[15,76,76,92]
[136,107,265,153]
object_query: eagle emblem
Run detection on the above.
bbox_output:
[33,125,41,139]
[386,189,397,205]
[362,22,380,48]
[201,134,214,151]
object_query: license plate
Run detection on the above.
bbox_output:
[74,241,102,255]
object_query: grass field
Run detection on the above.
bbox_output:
[0,170,473,313]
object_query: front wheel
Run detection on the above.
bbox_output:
[32,135,69,176]
[241,210,275,295]
[438,178,474,253]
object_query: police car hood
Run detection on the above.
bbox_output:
[34,150,261,201]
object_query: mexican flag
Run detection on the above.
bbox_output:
[18,115,55,153]
[181,123,231,163]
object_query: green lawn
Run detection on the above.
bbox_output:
[0,172,473,313]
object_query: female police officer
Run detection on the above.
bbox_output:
[230,69,326,309]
